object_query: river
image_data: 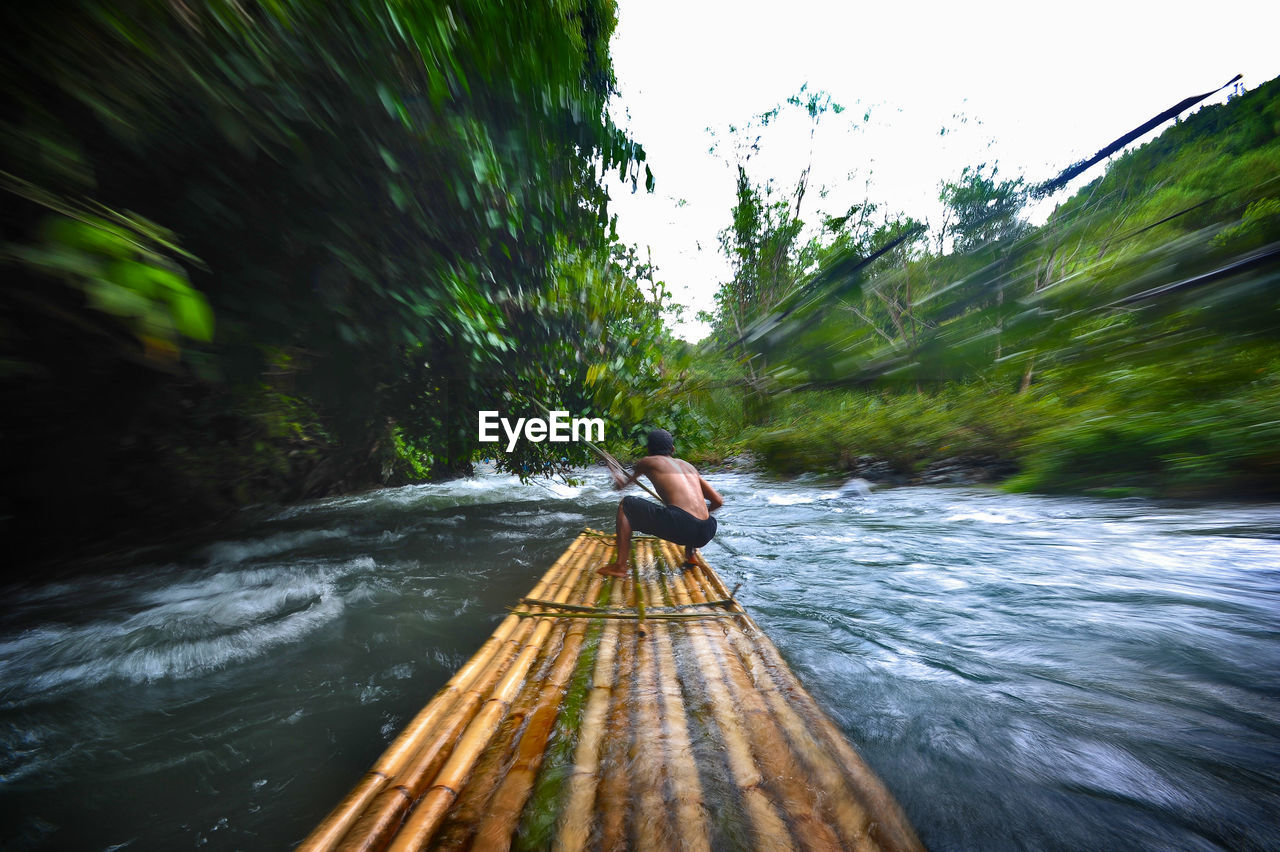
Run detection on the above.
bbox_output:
[1,468,1278,851]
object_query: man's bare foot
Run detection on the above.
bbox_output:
[682,548,698,569]
[597,562,628,578]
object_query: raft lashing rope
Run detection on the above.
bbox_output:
[297,530,924,852]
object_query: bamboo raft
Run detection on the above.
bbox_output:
[298,531,923,852]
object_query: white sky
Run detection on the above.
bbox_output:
[605,0,1280,341]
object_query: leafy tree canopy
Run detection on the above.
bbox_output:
[0,0,670,564]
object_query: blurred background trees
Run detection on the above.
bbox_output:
[680,77,1280,496]
[0,0,671,566]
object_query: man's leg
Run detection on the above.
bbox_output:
[598,499,631,577]
[683,517,716,569]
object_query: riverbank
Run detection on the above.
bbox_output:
[13,367,1277,580]
[692,450,1015,489]
[678,380,1280,500]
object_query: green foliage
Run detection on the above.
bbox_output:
[743,386,1060,476]
[166,377,334,505]
[938,163,1029,252]
[15,211,213,354]
[1213,197,1280,250]
[0,0,669,563]
[695,76,1280,497]
[708,88,846,344]
[1008,366,1280,496]
[391,427,434,482]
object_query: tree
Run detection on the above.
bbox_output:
[0,0,661,565]
[841,215,930,350]
[939,163,1029,252]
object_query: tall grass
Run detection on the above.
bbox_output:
[685,367,1280,498]
[736,385,1062,477]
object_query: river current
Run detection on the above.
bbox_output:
[1,468,1277,850]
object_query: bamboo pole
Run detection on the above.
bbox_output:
[683,550,735,604]
[428,718,522,851]
[297,538,587,852]
[430,674,543,851]
[551,610,623,851]
[644,571,711,852]
[507,591,611,849]
[518,597,738,613]
[341,659,539,848]
[518,598,611,613]
[469,576,611,851]
[585,438,663,504]
[630,569,674,851]
[304,531,922,852]
[632,549,646,635]
[734,618,924,852]
[712,598,885,852]
[691,541,922,852]
[660,547,795,851]
[590,589,636,852]
[384,541,603,852]
[509,611,744,621]
[433,565,605,850]
[668,547,845,852]
[666,538,918,851]
[722,618,876,832]
[670,542,923,852]
[339,538,596,852]
[528,401,661,505]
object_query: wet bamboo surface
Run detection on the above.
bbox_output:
[297,530,924,852]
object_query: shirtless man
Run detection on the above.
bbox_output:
[598,428,724,578]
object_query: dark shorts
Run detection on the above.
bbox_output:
[621,496,718,549]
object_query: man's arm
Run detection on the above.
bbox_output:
[611,456,650,491]
[699,474,724,512]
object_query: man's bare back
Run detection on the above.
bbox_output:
[630,455,723,519]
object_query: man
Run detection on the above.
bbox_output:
[598,428,724,578]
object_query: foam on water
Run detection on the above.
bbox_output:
[202,527,353,566]
[0,558,373,702]
[268,468,588,522]
[765,492,818,506]
[942,510,1017,524]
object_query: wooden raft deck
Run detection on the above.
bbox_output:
[298,530,923,852]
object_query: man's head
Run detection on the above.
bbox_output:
[646,428,674,456]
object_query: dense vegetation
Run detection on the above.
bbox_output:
[0,0,676,568]
[2,3,1276,572]
[679,77,1280,498]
